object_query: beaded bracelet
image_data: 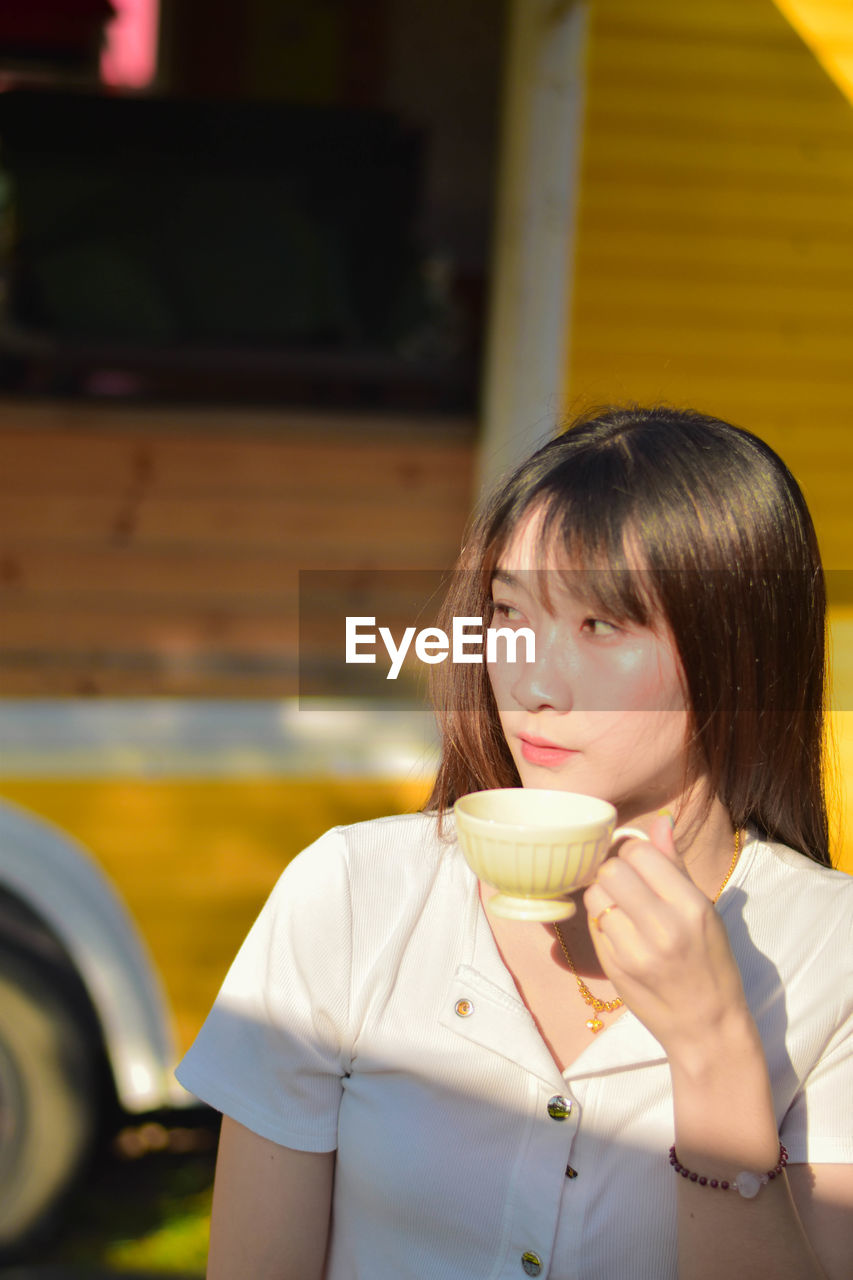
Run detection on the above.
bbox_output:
[668,1143,788,1199]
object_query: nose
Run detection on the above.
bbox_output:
[507,626,573,714]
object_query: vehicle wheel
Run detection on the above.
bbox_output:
[0,946,97,1255]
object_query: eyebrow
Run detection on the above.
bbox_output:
[491,570,522,589]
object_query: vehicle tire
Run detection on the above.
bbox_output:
[0,946,98,1255]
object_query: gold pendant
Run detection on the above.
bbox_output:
[586,1015,604,1033]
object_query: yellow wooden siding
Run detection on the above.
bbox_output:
[774,0,853,106]
[0,777,430,1053]
[568,0,853,505]
[0,402,475,695]
[567,0,853,871]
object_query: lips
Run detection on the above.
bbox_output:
[518,734,578,767]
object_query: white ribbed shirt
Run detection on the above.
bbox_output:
[176,813,853,1280]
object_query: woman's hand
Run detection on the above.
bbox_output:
[582,815,751,1060]
[583,818,852,1280]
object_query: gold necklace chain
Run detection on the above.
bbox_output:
[553,827,742,1034]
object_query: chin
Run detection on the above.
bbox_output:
[517,766,601,798]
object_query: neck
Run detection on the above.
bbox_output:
[664,792,738,900]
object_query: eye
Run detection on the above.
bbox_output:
[491,600,524,623]
[582,617,618,637]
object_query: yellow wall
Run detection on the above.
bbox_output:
[567,0,853,870]
[773,1,853,106]
[0,777,430,1052]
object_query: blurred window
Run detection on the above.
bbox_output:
[101,0,159,90]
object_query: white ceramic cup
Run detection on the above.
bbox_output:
[453,787,649,921]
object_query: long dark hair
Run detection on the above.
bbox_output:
[426,405,833,867]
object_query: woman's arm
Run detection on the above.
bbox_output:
[207,1117,335,1280]
[584,817,852,1280]
[666,1009,851,1280]
[789,1163,853,1280]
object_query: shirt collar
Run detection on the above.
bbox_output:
[443,841,670,1081]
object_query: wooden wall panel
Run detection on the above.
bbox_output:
[567,0,853,572]
[0,402,476,695]
[567,0,853,869]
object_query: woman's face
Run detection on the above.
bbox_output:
[486,511,701,825]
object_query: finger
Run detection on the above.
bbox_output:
[615,838,697,908]
[584,882,617,932]
[649,811,679,863]
[583,882,648,974]
[595,854,676,930]
[584,873,662,936]
[609,814,678,874]
[582,884,628,963]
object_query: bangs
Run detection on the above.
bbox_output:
[483,488,661,627]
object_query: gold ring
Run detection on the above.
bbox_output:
[592,904,618,932]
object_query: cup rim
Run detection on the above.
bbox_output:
[453,787,616,832]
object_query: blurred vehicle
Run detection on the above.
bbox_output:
[0,700,435,1256]
[0,794,182,1254]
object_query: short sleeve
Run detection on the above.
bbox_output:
[781,925,853,1165]
[175,827,352,1151]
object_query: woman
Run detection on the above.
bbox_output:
[177,405,853,1279]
